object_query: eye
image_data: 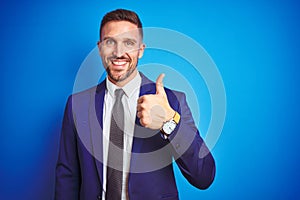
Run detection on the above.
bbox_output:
[124,40,135,47]
[104,38,115,46]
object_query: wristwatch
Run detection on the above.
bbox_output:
[161,111,181,138]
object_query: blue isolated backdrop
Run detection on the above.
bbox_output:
[0,0,299,199]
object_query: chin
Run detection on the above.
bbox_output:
[107,71,126,82]
[106,63,137,83]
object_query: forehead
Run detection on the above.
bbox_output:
[101,21,140,40]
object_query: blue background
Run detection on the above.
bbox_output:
[1,0,299,199]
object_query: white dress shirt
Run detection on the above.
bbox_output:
[102,72,141,200]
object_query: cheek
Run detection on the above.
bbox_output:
[128,52,140,62]
[100,51,111,67]
[100,48,113,59]
[128,57,138,68]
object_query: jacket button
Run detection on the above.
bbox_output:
[97,195,101,200]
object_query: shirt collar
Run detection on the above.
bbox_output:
[106,71,141,98]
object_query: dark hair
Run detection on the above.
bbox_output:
[99,9,143,40]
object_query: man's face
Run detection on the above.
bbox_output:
[98,21,145,86]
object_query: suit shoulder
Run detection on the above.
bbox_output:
[71,86,96,99]
[70,81,106,99]
[64,81,105,110]
[165,87,186,100]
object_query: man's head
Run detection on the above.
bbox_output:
[100,9,143,41]
[98,9,145,86]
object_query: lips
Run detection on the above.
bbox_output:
[112,60,128,66]
[110,59,130,70]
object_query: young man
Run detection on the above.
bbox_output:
[55,9,215,200]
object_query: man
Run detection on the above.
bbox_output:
[55,9,215,200]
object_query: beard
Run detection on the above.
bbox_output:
[105,53,138,83]
[106,62,137,83]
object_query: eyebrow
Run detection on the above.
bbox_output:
[102,36,115,42]
[102,36,138,43]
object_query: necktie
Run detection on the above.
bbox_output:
[106,89,125,200]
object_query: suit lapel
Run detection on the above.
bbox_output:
[89,81,106,185]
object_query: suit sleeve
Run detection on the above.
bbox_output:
[55,96,81,199]
[168,92,216,189]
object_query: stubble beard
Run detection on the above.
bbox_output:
[106,61,138,83]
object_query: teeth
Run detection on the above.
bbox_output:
[112,61,127,65]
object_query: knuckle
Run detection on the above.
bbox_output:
[142,95,150,103]
[141,118,148,126]
[140,118,146,126]
[141,103,147,109]
[140,103,147,110]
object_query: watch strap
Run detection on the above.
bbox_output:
[173,111,180,124]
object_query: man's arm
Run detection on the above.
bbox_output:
[137,74,215,189]
[169,92,215,189]
[55,96,81,199]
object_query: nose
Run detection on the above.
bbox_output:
[112,42,125,57]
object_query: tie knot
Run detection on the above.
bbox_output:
[114,89,124,99]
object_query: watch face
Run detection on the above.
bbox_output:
[163,120,177,135]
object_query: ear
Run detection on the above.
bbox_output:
[97,41,102,56]
[138,43,146,59]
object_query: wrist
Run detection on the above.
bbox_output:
[160,111,181,139]
[165,108,176,122]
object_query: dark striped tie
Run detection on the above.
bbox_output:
[106,89,125,200]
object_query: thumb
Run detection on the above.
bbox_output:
[156,73,166,96]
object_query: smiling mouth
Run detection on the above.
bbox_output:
[111,60,128,66]
[109,53,132,69]
[110,56,131,69]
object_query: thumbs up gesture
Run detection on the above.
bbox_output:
[137,74,175,129]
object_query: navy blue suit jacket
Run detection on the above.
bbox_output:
[55,73,215,200]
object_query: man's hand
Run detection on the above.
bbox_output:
[137,74,175,129]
